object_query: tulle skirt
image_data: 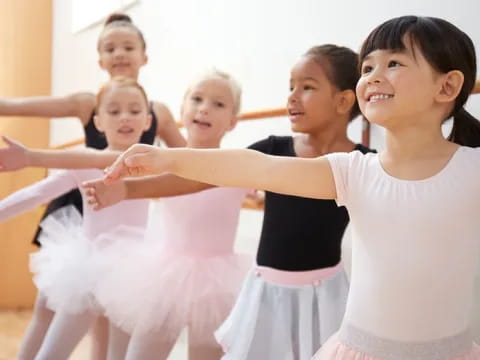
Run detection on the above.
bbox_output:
[216,265,349,360]
[95,238,252,345]
[31,206,144,315]
[313,325,480,360]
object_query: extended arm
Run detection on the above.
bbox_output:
[104,145,337,200]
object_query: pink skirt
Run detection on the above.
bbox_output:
[94,238,252,345]
[313,324,480,360]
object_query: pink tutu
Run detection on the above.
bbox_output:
[95,238,252,345]
[313,326,480,360]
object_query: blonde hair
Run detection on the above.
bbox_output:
[96,76,149,111]
[184,69,242,115]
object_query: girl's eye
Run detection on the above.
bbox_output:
[105,48,114,53]
[215,101,225,108]
[304,85,314,90]
[388,60,402,68]
[289,87,294,92]
[361,65,373,74]
[108,110,119,115]
[125,46,134,51]
[192,96,202,103]
[131,110,141,115]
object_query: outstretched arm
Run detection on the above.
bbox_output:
[152,102,186,148]
[0,93,96,125]
[0,171,78,222]
[83,174,213,210]
[0,136,118,171]
[104,144,337,200]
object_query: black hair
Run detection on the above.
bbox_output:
[305,45,361,121]
[359,16,480,147]
[98,13,146,51]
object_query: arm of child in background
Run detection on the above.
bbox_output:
[82,174,213,210]
[104,144,337,200]
[0,136,119,171]
[0,170,78,222]
[152,102,187,148]
[0,93,96,125]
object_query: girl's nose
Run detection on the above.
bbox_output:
[288,90,298,104]
[367,68,384,85]
[199,103,209,114]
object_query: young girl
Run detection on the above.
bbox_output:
[104,16,480,359]
[0,44,372,359]
[96,69,252,360]
[0,13,184,359]
[0,13,184,246]
[27,44,370,359]
[0,77,151,359]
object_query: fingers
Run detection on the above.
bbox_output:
[103,144,157,183]
[82,180,103,211]
[1,135,14,146]
[1,135,21,148]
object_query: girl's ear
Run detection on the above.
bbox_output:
[436,70,464,104]
[143,113,152,131]
[227,114,239,131]
[98,57,106,71]
[93,114,104,132]
[335,89,356,117]
[141,53,148,67]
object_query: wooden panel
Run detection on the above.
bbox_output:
[0,0,52,309]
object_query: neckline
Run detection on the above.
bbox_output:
[289,136,362,158]
[375,146,464,183]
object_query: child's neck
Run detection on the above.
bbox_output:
[295,122,354,157]
[109,72,139,81]
[385,121,456,161]
[106,144,132,152]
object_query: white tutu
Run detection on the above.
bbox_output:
[31,206,100,314]
[216,268,349,360]
[94,237,252,345]
[31,206,145,315]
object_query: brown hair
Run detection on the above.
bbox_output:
[97,13,146,51]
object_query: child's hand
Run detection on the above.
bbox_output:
[0,135,30,172]
[103,144,165,183]
[82,178,127,210]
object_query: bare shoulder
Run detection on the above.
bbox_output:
[151,101,174,121]
[69,92,96,125]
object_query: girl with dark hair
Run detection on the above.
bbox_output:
[103,16,480,359]
[0,12,184,246]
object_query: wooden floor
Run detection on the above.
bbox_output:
[0,309,189,360]
[0,310,89,360]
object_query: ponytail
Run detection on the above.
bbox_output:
[447,108,480,147]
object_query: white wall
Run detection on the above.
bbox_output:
[51,0,480,149]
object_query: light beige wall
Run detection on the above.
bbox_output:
[0,0,52,308]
